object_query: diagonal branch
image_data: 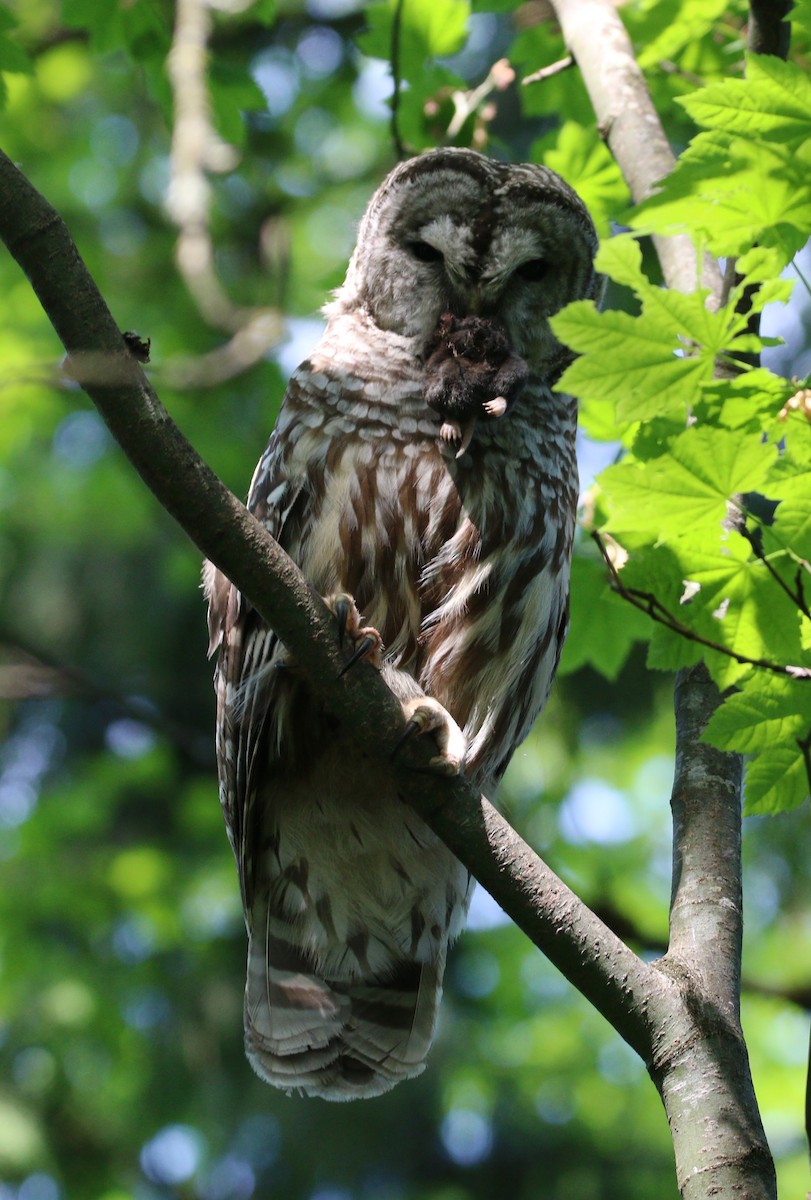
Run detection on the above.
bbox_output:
[0,145,665,1064]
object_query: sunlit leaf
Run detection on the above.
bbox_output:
[599,426,776,543]
[679,53,811,148]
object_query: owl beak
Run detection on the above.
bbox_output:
[451,286,488,317]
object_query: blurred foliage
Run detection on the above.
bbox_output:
[0,1,809,1199]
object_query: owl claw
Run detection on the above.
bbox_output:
[324,593,383,674]
[394,697,466,776]
[329,593,353,645]
[339,632,383,676]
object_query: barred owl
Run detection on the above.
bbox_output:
[205,148,600,1101]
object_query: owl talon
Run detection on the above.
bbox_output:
[324,593,383,673]
[328,593,354,645]
[394,697,466,776]
[339,632,383,675]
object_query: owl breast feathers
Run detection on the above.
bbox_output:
[205,147,601,1100]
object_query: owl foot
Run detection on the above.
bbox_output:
[324,593,383,675]
[395,696,466,776]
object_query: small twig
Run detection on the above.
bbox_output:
[522,54,574,85]
[444,59,515,143]
[591,531,811,680]
[390,0,407,160]
[791,254,811,299]
[738,526,811,620]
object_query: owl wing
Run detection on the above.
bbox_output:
[205,424,308,916]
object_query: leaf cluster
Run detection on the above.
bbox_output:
[551,50,811,813]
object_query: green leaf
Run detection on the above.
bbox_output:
[554,235,748,424]
[629,134,811,263]
[558,555,650,679]
[532,122,629,239]
[634,0,730,68]
[679,54,811,148]
[600,426,776,544]
[251,0,277,22]
[0,31,33,75]
[618,532,806,690]
[554,300,717,424]
[678,543,805,686]
[699,366,795,426]
[63,0,171,59]
[744,747,810,814]
[704,674,811,754]
[704,675,811,813]
[764,470,811,561]
[358,0,470,63]
[646,620,703,673]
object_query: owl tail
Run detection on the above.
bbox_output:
[243,913,444,1101]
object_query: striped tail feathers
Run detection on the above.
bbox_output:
[244,920,349,1081]
[243,911,445,1100]
[337,953,445,1095]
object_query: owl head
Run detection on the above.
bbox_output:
[328,147,602,377]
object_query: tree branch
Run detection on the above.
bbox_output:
[547,0,723,300]
[747,0,792,57]
[665,667,743,1014]
[165,0,284,380]
[389,0,408,160]
[0,628,213,768]
[0,146,666,1064]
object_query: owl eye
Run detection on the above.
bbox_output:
[408,240,444,264]
[516,257,549,282]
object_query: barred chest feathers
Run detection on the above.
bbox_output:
[259,308,578,790]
